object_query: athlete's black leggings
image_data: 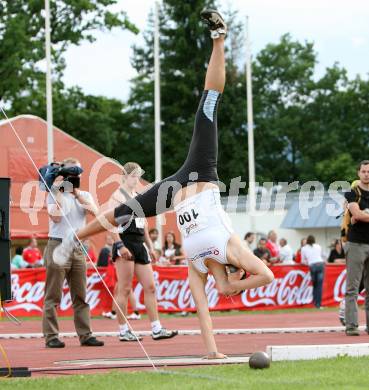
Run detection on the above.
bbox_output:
[114,89,221,225]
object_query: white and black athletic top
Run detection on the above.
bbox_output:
[119,187,145,242]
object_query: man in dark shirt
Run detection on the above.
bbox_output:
[254,238,272,266]
[97,234,114,267]
[344,160,369,336]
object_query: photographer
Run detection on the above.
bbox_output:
[42,157,104,348]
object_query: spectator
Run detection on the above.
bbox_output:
[97,234,114,267]
[301,235,325,309]
[244,232,255,250]
[162,232,186,265]
[266,230,280,262]
[253,238,272,266]
[294,238,307,264]
[100,234,118,320]
[11,247,29,269]
[42,156,104,348]
[82,239,97,266]
[343,161,369,336]
[327,239,346,264]
[149,228,162,259]
[22,238,43,267]
[279,238,294,264]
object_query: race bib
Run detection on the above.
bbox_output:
[176,202,208,237]
[135,217,145,229]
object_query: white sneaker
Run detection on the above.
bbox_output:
[53,233,78,266]
[119,330,142,342]
[127,312,141,320]
[102,311,117,320]
[152,328,178,341]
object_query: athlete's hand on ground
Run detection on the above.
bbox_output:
[202,352,228,360]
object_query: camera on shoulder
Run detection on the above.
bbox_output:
[38,162,83,192]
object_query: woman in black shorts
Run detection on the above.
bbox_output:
[111,162,177,341]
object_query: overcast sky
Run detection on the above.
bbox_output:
[62,0,369,101]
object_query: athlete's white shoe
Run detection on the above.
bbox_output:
[152,328,178,341]
[200,9,227,39]
[119,330,143,342]
[53,233,78,266]
[127,312,141,320]
[102,311,117,320]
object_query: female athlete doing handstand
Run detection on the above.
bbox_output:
[54,9,274,359]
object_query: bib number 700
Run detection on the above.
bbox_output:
[178,209,199,225]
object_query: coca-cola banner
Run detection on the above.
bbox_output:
[7,265,353,317]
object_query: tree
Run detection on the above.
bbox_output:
[4,0,368,187]
[0,0,137,159]
[309,69,369,184]
[251,34,369,186]
[0,0,137,105]
[252,34,317,183]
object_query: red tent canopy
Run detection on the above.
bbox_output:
[0,115,178,251]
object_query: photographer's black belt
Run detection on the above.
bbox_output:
[48,237,63,242]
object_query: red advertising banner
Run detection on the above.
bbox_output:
[6,265,354,317]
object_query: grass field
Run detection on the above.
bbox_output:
[2,357,369,389]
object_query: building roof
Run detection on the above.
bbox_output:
[280,194,343,229]
[220,191,345,229]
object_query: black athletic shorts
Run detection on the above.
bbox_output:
[122,236,150,265]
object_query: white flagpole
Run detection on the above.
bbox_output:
[154,1,163,243]
[45,0,54,164]
[246,16,256,229]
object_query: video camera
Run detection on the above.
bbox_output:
[39,162,83,192]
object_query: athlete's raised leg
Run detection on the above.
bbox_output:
[204,37,225,93]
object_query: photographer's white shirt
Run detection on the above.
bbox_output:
[47,191,93,238]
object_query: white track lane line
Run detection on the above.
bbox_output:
[0,325,360,339]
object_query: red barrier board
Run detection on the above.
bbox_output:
[6,265,354,317]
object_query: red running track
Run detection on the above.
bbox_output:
[0,310,367,377]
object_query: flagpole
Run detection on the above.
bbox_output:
[246,16,256,230]
[45,0,54,164]
[154,1,163,243]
